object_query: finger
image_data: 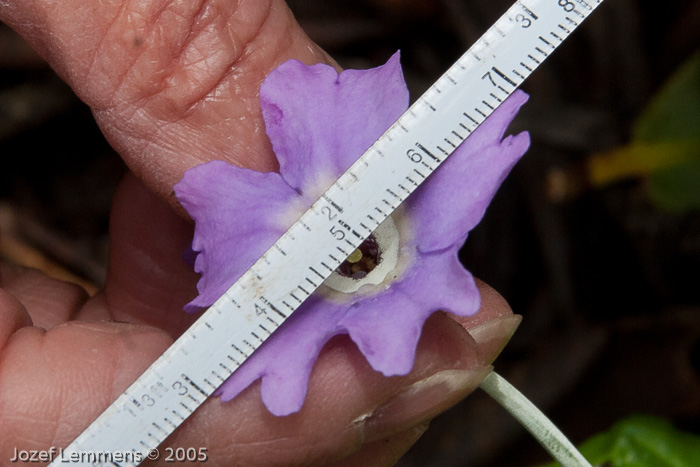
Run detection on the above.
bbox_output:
[1,0,335,207]
[0,287,32,351]
[0,321,172,460]
[89,172,200,336]
[459,279,522,364]
[326,424,429,467]
[0,262,88,329]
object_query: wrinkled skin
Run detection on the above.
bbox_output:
[0,1,520,465]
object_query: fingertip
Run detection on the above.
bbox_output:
[360,367,490,444]
[0,263,89,329]
[468,314,522,364]
[0,288,33,351]
[452,278,514,329]
[448,278,519,364]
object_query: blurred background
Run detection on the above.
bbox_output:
[1,0,699,465]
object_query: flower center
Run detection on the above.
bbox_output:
[336,235,381,279]
[323,215,401,294]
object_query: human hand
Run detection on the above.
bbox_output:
[0,1,520,465]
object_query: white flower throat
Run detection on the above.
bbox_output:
[323,215,403,295]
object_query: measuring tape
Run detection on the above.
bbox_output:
[50,0,604,465]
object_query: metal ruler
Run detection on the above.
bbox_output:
[51,0,604,465]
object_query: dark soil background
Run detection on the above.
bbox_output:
[1,0,699,465]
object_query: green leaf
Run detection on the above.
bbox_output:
[538,415,700,467]
[634,50,700,212]
[588,50,700,212]
[588,141,700,186]
[634,50,700,143]
[649,160,700,212]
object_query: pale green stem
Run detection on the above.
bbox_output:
[480,371,593,467]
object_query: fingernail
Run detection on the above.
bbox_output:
[360,367,491,442]
[468,314,521,364]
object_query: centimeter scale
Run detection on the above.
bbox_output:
[51,0,604,465]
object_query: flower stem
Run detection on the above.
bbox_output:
[479,371,592,467]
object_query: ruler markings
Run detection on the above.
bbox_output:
[463,112,479,124]
[386,188,402,201]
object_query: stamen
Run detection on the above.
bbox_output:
[337,235,381,279]
[323,215,400,294]
[347,249,363,264]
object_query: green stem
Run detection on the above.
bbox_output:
[480,371,592,467]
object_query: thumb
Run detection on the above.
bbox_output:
[0,0,335,207]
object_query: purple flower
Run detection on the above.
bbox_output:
[174,53,530,416]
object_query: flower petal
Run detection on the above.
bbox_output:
[260,52,409,200]
[407,90,530,252]
[341,291,425,376]
[340,247,480,376]
[174,160,302,312]
[398,248,481,318]
[215,295,347,416]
